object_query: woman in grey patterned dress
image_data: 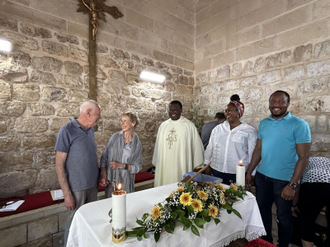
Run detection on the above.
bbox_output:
[99,113,142,198]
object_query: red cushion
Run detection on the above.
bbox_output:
[98,184,105,192]
[0,172,154,218]
[135,172,154,183]
[243,238,277,247]
[0,191,63,218]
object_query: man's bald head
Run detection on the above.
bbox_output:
[78,100,102,129]
[80,100,100,114]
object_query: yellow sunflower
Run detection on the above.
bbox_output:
[180,192,192,206]
[208,204,218,218]
[191,199,203,212]
[177,186,185,193]
[151,206,163,220]
[219,191,226,205]
[215,184,225,192]
[198,190,208,201]
[230,183,238,191]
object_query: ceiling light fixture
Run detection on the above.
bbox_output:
[140,70,165,83]
[0,39,12,52]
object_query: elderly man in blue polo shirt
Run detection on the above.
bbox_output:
[55,100,102,246]
[245,90,311,247]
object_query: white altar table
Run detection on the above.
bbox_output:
[67,183,265,247]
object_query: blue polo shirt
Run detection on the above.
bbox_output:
[55,118,99,192]
[257,112,311,181]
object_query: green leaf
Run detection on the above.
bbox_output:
[175,210,185,218]
[183,224,190,231]
[165,225,173,233]
[175,210,186,217]
[132,226,144,231]
[171,212,178,218]
[199,209,208,216]
[142,213,149,220]
[186,182,193,192]
[187,205,194,214]
[214,218,220,225]
[137,228,147,236]
[170,219,175,231]
[232,208,242,219]
[136,219,144,226]
[222,204,231,210]
[194,217,207,229]
[180,217,191,228]
[126,231,136,237]
[203,215,211,222]
[143,233,147,239]
[191,225,200,236]
[137,235,142,241]
[154,232,160,242]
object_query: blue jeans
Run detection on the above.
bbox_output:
[255,172,293,247]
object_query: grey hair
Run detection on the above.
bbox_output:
[80,100,100,113]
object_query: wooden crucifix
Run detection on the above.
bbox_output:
[77,0,123,101]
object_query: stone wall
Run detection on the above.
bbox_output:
[194,0,330,158]
[1,0,330,199]
[0,0,196,199]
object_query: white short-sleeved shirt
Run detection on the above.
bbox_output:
[204,121,257,174]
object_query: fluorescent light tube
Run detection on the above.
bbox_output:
[0,39,12,52]
[140,71,165,83]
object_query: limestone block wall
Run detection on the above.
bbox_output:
[0,205,68,247]
[194,0,330,158]
[0,0,196,199]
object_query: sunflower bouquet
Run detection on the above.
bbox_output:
[126,181,247,242]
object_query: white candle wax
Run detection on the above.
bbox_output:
[112,190,126,235]
[236,162,245,186]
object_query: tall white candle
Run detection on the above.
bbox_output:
[236,160,245,186]
[112,183,126,243]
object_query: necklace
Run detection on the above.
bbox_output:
[125,136,132,145]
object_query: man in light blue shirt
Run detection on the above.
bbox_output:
[246,91,311,247]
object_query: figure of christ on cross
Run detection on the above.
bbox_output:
[81,0,103,40]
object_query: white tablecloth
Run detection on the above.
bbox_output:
[67,183,265,247]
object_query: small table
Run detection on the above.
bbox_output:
[67,183,265,247]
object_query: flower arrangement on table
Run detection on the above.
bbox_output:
[126,181,247,242]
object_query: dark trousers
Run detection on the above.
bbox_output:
[298,183,330,243]
[255,172,293,247]
[210,167,236,185]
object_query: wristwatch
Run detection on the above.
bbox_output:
[288,182,297,190]
[124,164,128,170]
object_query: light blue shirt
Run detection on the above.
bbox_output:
[257,112,311,181]
[122,142,132,164]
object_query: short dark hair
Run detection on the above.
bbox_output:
[215,112,225,120]
[269,90,291,103]
[169,100,182,109]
